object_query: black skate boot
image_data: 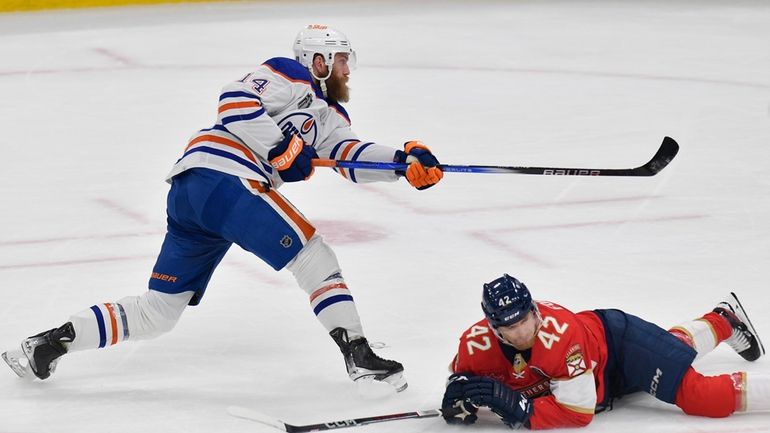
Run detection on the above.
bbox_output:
[330,327,407,392]
[2,322,75,379]
[713,292,765,362]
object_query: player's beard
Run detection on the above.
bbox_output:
[326,74,350,103]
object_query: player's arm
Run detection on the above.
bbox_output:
[216,79,285,159]
[526,308,597,429]
[526,371,597,429]
[219,78,317,182]
[441,322,497,426]
[319,127,443,189]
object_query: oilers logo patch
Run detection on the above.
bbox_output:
[301,118,315,135]
[565,344,586,377]
[278,112,318,146]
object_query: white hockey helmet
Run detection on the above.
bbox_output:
[293,24,357,76]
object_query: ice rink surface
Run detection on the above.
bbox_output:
[1,0,769,431]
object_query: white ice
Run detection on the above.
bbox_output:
[1,1,769,432]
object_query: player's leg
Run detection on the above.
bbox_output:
[2,290,195,380]
[598,309,770,416]
[669,292,764,361]
[288,234,406,391]
[674,368,770,416]
[2,168,232,380]
[596,309,697,405]
[235,179,406,391]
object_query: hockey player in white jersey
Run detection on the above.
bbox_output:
[2,25,444,392]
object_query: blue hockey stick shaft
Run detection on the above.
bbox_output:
[313,136,679,177]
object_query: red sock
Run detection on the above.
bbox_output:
[701,311,734,342]
[675,367,737,417]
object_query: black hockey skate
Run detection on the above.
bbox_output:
[2,322,75,380]
[713,292,765,362]
[330,327,407,392]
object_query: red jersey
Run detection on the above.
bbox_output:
[451,301,609,429]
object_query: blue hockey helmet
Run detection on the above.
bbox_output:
[481,274,534,328]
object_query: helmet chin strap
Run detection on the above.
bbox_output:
[310,65,333,98]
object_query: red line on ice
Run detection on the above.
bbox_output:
[0,231,161,246]
[93,198,153,225]
[495,214,706,233]
[0,255,150,270]
[470,231,555,268]
[91,47,140,67]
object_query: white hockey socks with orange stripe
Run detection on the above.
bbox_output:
[67,290,192,352]
[287,234,364,339]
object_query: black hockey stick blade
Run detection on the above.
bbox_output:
[227,405,442,432]
[630,136,679,176]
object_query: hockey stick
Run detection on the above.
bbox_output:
[313,136,679,177]
[227,405,442,432]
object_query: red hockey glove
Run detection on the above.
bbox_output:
[394,141,443,190]
[268,133,319,182]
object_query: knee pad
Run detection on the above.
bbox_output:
[286,234,342,294]
[68,290,193,351]
[119,290,193,338]
[286,234,363,338]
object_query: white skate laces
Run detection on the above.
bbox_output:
[726,327,751,353]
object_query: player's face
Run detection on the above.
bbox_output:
[326,53,351,103]
[498,311,538,350]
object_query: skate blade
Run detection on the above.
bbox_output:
[730,292,766,356]
[352,371,408,393]
[2,350,34,380]
[382,371,408,393]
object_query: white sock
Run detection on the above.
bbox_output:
[287,234,364,339]
[745,372,770,412]
[670,319,719,360]
[68,290,193,352]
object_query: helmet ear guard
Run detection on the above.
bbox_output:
[293,25,356,98]
[293,24,357,78]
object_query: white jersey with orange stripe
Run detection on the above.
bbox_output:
[166,57,401,187]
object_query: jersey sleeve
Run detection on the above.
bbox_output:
[450,320,504,376]
[527,305,597,429]
[317,123,400,184]
[218,57,322,161]
[527,373,596,429]
[216,79,284,161]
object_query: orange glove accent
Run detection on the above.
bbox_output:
[269,134,304,170]
[267,134,319,182]
[406,162,444,189]
[405,140,430,153]
[396,140,443,190]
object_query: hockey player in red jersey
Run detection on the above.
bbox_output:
[1,25,444,391]
[442,274,769,429]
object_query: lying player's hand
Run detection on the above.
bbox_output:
[394,141,443,190]
[463,376,532,429]
[268,133,318,182]
[441,373,478,425]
